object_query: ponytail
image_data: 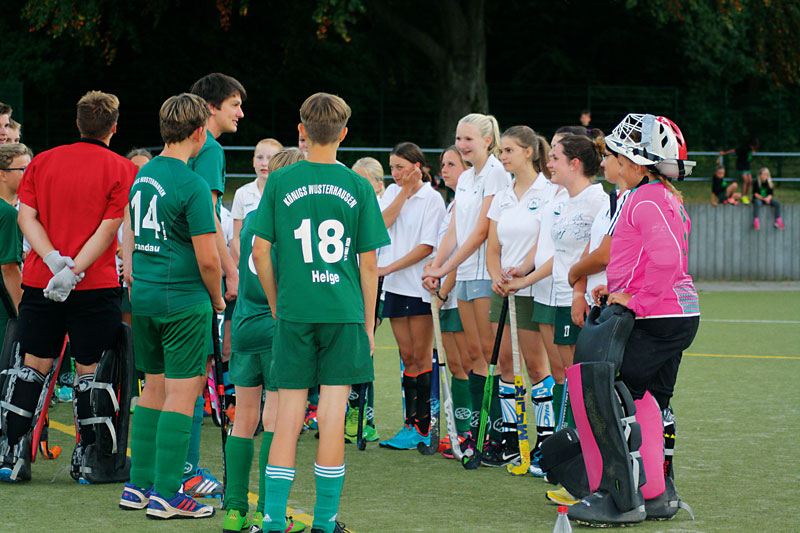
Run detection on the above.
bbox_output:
[459,113,502,159]
[501,125,552,179]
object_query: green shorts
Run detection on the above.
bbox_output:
[230,348,276,391]
[532,302,557,325]
[133,303,211,379]
[272,320,373,389]
[440,307,463,333]
[121,288,132,313]
[488,293,539,331]
[554,306,581,345]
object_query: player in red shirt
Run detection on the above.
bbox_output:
[0,90,137,483]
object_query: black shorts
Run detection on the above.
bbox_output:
[18,285,122,366]
[381,291,431,318]
[618,316,700,408]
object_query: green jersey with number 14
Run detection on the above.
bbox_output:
[251,160,390,324]
[129,156,217,316]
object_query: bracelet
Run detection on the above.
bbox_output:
[435,290,448,303]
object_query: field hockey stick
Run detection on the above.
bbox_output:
[31,335,68,462]
[356,382,368,451]
[506,294,531,475]
[555,377,569,432]
[417,346,440,455]
[463,296,508,470]
[210,312,228,508]
[425,297,462,459]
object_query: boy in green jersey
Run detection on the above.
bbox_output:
[119,93,225,520]
[251,93,390,533]
[222,148,307,533]
[184,72,246,497]
[0,143,29,344]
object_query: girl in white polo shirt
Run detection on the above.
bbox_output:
[423,113,511,454]
[508,133,607,427]
[485,125,559,472]
[230,138,282,261]
[378,142,446,450]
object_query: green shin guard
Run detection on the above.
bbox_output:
[223,436,254,513]
[313,463,345,533]
[154,411,192,498]
[129,406,161,490]
[451,377,471,435]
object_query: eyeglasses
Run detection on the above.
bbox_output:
[1,167,26,171]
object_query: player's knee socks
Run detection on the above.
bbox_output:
[154,411,192,499]
[264,465,294,531]
[312,463,345,533]
[468,372,485,436]
[401,372,418,428]
[367,380,375,428]
[415,370,432,435]
[662,406,676,479]
[499,379,517,435]
[488,375,502,442]
[552,382,564,427]
[182,395,204,479]
[223,436,253,514]
[531,375,555,452]
[257,431,274,513]
[129,405,160,490]
[4,365,45,445]
[450,376,471,435]
[74,372,96,446]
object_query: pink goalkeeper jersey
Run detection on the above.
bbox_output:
[606,182,700,319]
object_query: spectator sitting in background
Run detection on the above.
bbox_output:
[711,166,741,206]
[753,167,785,230]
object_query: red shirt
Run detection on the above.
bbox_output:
[18,140,137,290]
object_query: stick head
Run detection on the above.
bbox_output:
[461,448,482,470]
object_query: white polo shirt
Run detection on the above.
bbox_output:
[533,184,567,306]
[487,173,554,297]
[453,154,511,281]
[379,182,446,301]
[551,182,608,307]
[585,189,631,304]
[231,180,262,220]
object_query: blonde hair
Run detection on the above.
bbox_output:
[77,90,120,138]
[300,92,351,145]
[458,113,502,158]
[0,143,32,169]
[159,93,210,144]
[268,147,305,174]
[758,167,774,188]
[256,138,283,151]
[353,157,385,195]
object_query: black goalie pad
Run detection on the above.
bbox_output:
[573,304,634,373]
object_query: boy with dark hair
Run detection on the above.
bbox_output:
[181,72,245,497]
[119,93,224,520]
[251,93,389,533]
[0,91,137,483]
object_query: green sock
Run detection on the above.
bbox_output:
[129,405,161,489]
[552,383,564,427]
[451,377,471,435]
[312,463,345,533]
[488,375,502,442]
[183,395,204,480]
[154,411,192,498]
[224,435,253,514]
[468,372,485,438]
[257,431,274,514]
[264,465,294,531]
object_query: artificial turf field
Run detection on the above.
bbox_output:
[5,288,799,532]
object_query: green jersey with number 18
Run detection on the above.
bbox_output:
[231,210,275,354]
[128,156,217,316]
[251,160,390,324]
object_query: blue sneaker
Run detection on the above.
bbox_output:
[146,486,215,519]
[182,466,223,498]
[529,449,546,478]
[119,482,153,510]
[379,425,429,450]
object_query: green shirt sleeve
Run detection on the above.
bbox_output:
[250,176,276,243]
[355,179,391,253]
[191,145,225,196]
[0,204,22,266]
[184,180,217,236]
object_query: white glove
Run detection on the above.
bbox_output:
[43,250,76,275]
[43,266,85,302]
